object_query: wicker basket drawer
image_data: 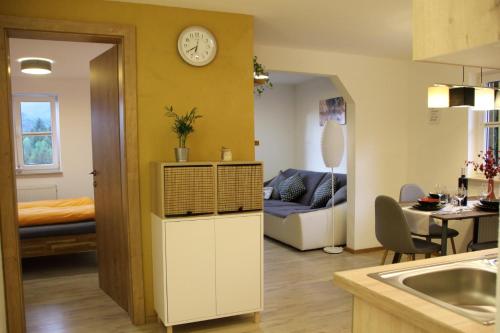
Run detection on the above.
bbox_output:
[217,164,263,213]
[163,166,215,217]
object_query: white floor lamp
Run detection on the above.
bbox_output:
[321,120,345,254]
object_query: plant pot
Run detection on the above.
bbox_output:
[254,78,268,86]
[174,147,189,162]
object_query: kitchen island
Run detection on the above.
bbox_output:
[334,249,497,333]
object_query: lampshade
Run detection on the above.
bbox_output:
[449,87,475,107]
[321,120,345,168]
[473,87,495,111]
[18,57,53,75]
[496,90,500,110]
[427,86,449,108]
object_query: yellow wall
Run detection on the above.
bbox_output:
[0,0,254,318]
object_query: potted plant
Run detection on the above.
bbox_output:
[164,105,202,162]
[253,56,273,96]
[466,148,500,199]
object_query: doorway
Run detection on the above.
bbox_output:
[0,16,144,332]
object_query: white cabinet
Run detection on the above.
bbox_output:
[165,220,216,323]
[152,212,263,331]
[215,215,262,315]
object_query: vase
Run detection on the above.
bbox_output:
[174,147,189,162]
[487,177,496,200]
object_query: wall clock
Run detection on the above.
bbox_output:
[177,26,217,66]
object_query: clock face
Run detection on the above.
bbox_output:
[177,26,217,66]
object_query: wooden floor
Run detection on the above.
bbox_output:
[23,238,384,333]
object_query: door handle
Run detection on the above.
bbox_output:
[89,169,97,176]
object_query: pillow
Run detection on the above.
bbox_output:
[269,171,287,200]
[310,180,332,208]
[263,187,273,200]
[278,174,306,202]
[326,186,347,208]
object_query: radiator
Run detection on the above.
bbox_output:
[17,184,58,202]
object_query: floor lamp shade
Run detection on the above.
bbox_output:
[321,120,345,254]
[321,120,345,168]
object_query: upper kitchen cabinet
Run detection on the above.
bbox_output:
[413,0,500,69]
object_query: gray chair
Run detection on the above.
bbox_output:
[399,184,459,254]
[375,195,441,264]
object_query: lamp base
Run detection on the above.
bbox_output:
[323,246,343,254]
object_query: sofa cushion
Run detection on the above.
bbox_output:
[310,180,332,208]
[268,171,287,200]
[264,203,315,218]
[326,185,347,207]
[278,174,306,202]
[277,169,327,205]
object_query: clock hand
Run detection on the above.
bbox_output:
[186,45,197,53]
[195,40,199,52]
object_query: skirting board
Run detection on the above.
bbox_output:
[344,246,383,254]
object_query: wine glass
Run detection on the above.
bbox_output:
[435,184,443,203]
[440,185,448,205]
[455,187,467,208]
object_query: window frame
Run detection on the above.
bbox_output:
[12,93,62,175]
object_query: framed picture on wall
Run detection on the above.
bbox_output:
[319,96,346,126]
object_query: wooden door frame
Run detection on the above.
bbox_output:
[0,15,145,331]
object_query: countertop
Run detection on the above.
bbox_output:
[334,249,497,333]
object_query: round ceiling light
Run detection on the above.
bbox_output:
[18,57,53,75]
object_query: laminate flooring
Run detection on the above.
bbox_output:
[23,238,385,333]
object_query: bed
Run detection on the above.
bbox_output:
[18,197,97,258]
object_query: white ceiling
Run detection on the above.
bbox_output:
[269,71,323,85]
[9,38,114,78]
[116,0,412,59]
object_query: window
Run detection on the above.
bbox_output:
[12,94,61,174]
[483,81,500,161]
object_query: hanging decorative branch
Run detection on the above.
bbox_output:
[253,56,273,96]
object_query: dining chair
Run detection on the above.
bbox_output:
[399,184,459,254]
[375,195,441,264]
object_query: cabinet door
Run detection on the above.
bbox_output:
[215,215,262,315]
[165,220,216,323]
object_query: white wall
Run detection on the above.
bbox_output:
[294,77,345,173]
[254,84,296,180]
[254,77,345,180]
[12,76,94,199]
[255,44,465,250]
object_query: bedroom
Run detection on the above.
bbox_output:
[9,36,134,329]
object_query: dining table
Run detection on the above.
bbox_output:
[400,198,499,256]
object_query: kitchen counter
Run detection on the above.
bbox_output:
[334,249,497,333]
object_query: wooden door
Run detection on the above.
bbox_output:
[165,220,216,323]
[215,214,262,315]
[90,46,129,312]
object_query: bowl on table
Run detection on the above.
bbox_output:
[417,197,440,208]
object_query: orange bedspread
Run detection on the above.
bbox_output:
[18,197,95,227]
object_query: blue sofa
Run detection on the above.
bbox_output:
[264,169,347,250]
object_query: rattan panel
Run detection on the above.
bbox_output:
[217,164,263,213]
[163,166,215,216]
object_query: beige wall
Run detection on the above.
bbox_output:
[12,77,94,200]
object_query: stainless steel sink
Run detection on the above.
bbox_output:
[369,256,497,325]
